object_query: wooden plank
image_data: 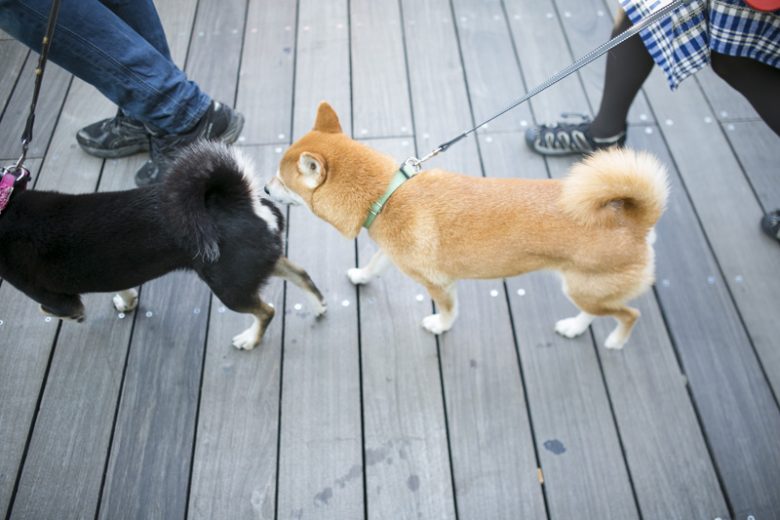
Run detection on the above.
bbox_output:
[0,59,71,158]
[477,135,638,520]
[634,125,780,519]
[275,1,363,519]
[98,0,242,517]
[550,0,655,126]
[187,6,289,517]
[235,0,296,145]
[96,271,209,520]
[0,41,28,121]
[451,0,532,132]
[401,1,547,517]
[351,0,413,138]
[186,146,286,520]
[724,119,780,212]
[351,5,455,515]
[355,138,456,520]
[500,0,590,123]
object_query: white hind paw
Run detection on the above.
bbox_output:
[604,329,627,350]
[421,314,452,335]
[232,323,261,350]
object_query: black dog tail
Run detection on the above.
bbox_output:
[162,141,265,262]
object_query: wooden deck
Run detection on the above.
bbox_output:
[1,0,779,518]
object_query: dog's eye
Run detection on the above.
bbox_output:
[309,163,316,171]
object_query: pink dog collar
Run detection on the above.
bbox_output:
[0,166,30,216]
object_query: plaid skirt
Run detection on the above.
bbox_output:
[619,0,780,89]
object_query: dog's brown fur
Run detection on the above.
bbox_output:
[267,102,669,348]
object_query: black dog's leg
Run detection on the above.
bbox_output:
[30,290,86,323]
[213,286,275,350]
[273,257,327,317]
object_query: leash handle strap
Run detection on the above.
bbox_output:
[423,0,692,163]
[16,0,61,169]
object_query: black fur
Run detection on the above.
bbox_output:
[0,141,285,323]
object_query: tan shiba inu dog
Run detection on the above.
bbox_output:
[266,102,669,349]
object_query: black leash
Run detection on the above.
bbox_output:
[404,0,692,170]
[0,0,61,214]
[14,0,62,171]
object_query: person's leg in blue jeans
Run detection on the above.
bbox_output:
[0,0,208,132]
[0,0,244,185]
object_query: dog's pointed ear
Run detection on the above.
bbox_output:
[298,151,326,188]
[313,102,343,134]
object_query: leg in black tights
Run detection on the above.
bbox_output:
[589,9,655,138]
[710,52,780,136]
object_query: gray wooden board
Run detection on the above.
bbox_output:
[633,126,780,519]
[724,120,780,212]
[541,138,728,518]
[98,0,241,517]
[401,1,547,517]
[477,136,638,520]
[450,0,533,132]
[552,0,655,126]
[355,138,456,520]
[187,146,286,520]
[351,5,455,516]
[351,0,413,139]
[501,0,591,124]
[0,59,71,159]
[0,41,28,119]
[6,78,127,520]
[275,1,364,518]
[96,271,209,520]
[235,0,296,146]
[643,61,780,398]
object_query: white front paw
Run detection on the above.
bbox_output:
[555,317,589,338]
[347,267,371,285]
[421,314,452,335]
[232,327,260,350]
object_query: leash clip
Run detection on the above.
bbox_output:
[403,145,444,173]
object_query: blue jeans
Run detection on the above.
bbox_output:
[0,0,210,134]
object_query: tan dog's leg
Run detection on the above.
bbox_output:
[421,283,458,335]
[274,256,327,317]
[347,250,391,285]
[557,271,643,349]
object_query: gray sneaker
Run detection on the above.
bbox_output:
[134,101,245,186]
[525,113,626,156]
[76,110,150,158]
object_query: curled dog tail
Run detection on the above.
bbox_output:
[162,141,269,262]
[559,148,669,229]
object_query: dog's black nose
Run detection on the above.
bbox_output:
[264,185,270,195]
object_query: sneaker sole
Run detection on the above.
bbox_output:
[78,141,150,159]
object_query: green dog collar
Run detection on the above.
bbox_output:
[363,163,417,229]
